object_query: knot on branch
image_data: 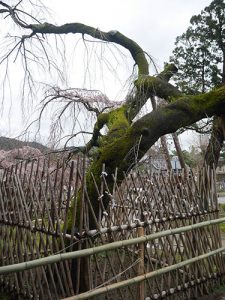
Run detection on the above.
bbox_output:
[108,30,118,36]
[158,63,178,82]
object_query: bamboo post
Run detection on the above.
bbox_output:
[137,227,145,300]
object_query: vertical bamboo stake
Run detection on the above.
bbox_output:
[137,227,145,300]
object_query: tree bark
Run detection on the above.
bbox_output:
[172,133,187,172]
[67,85,225,231]
[161,136,172,171]
[204,116,225,168]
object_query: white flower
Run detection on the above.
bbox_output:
[101,171,108,177]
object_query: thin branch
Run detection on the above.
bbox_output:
[63,131,93,149]
[0,2,149,76]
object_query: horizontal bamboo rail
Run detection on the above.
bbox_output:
[62,246,225,300]
[1,216,225,275]
[86,209,216,237]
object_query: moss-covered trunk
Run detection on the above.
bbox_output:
[66,84,225,292]
[69,85,225,232]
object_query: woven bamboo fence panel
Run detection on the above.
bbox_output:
[0,156,224,299]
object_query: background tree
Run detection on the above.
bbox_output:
[170,0,225,167]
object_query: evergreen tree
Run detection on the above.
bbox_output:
[171,0,225,94]
[171,0,225,168]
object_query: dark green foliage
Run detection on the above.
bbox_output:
[170,0,225,94]
[0,292,12,300]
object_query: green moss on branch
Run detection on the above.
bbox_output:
[68,78,225,232]
[67,104,132,230]
[135,75,182,100]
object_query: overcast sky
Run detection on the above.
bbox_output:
[49,0,211,67]
[0,0,212,147]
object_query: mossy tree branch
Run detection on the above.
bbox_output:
[67,85,225,230]
[125,63,181,121]
[114,86,225,170]
[28,23,149,76]
[0,2,149,77]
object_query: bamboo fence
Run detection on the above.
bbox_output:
[0,156,224,300]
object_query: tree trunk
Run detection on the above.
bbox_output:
[204,116,225,168]
[151,96,172,171]
[160,136,172,170]
[172,132,187,172]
